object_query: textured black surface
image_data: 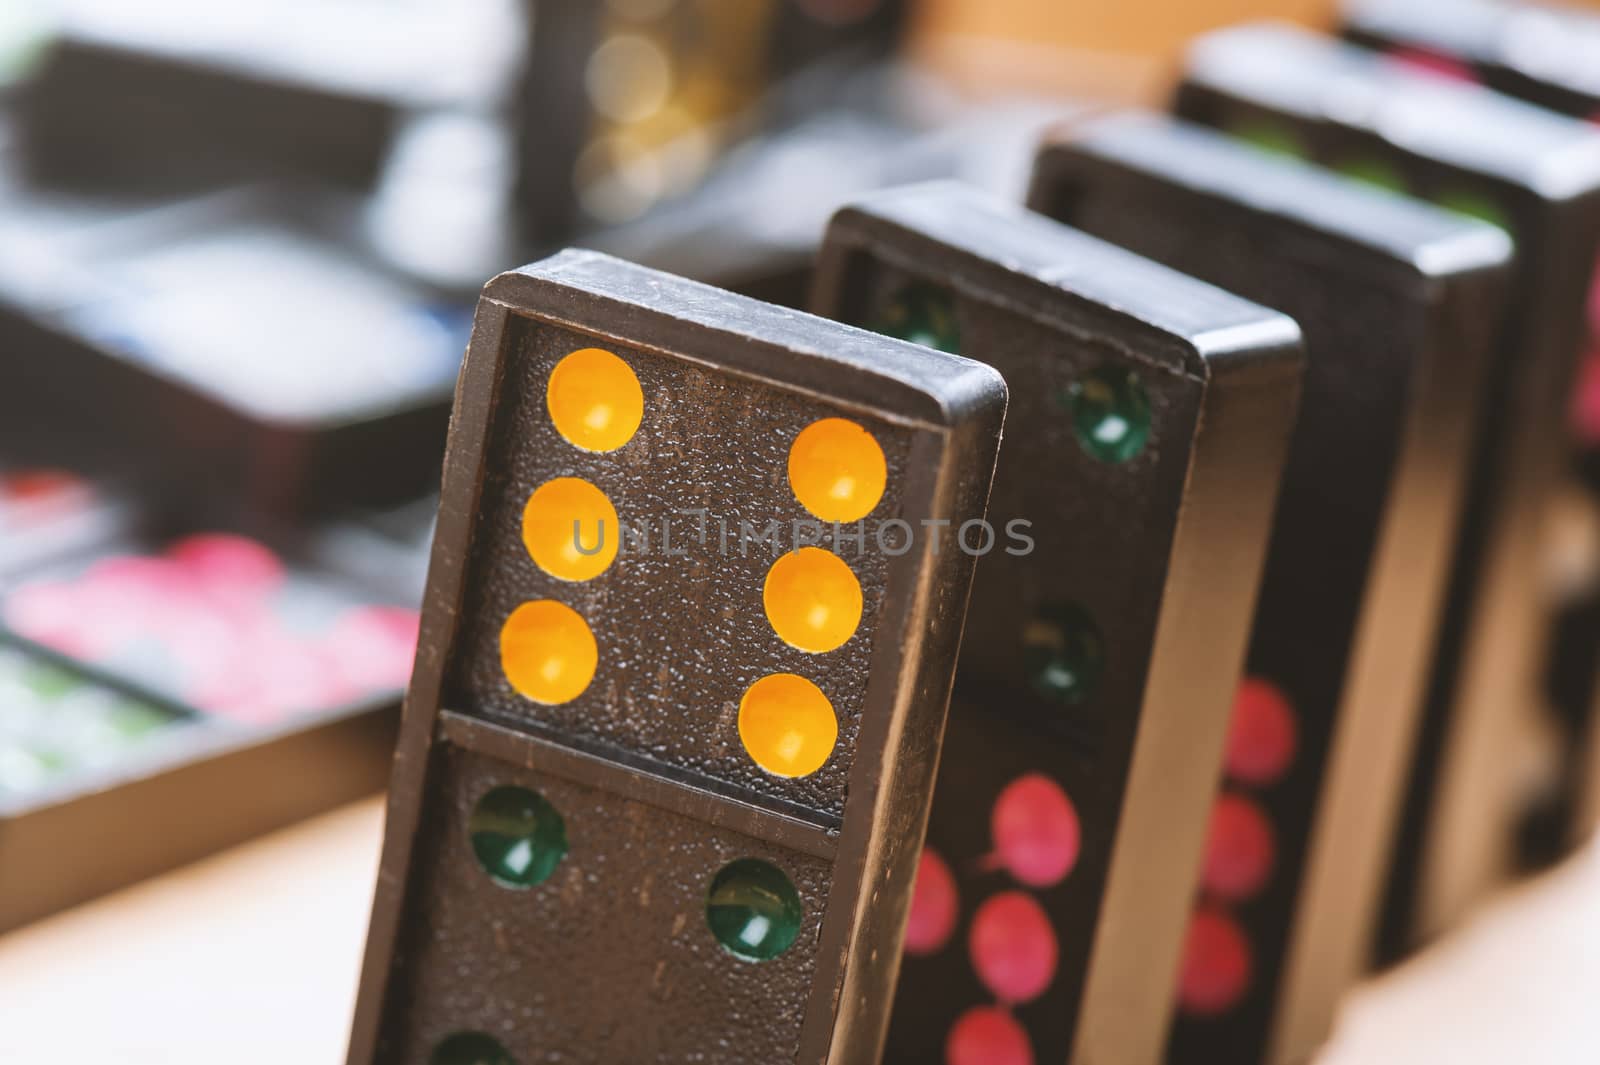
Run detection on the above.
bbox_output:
[383,740,833,1064]
[883,696,1101,1061]
[1343,0,1600,875]
[823,239,1204,747]
[1177,22,1600,968]
[814,184,1304,1065]
[1031,113,1509,1065]
[865,273,1200,1065]
[350,251,1007,1065]
[448,315,909,824]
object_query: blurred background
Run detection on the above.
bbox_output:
[1,0,1599,1061]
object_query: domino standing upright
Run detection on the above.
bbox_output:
[1176,21,1600,955]
[1341,0,1600,867]
[1029,112,1512,1064]
[813,182,1304,1065]
[345,250,1006,1064]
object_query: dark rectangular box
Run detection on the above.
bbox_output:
[0,186,470,529]
[12,12,422,192]
[0,519,423,931]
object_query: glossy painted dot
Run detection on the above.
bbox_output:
[469,786,568,889]
[1067,367,1151,463]
[738,673,838,777]
[788,418,887,523]
[547,347,644,452]
[1435,189,1511,233]
[990,773,1080,889]
[946,1006,1035,1065]
[969,891,1057,1004]
[873,283,961,354]
[430,1031,517,1065]
[1177,906,1252,1017]
[1230,119,1308,160]
[706,858,804,961]
[1022,603,1104,705]
[522,477,620,581]
[1201,793,1276,903]
[1226,677,1298,786]
[904,848,960,957]
[499,600,598,705]
[1336,157,1408,194]
[763,547,863,653]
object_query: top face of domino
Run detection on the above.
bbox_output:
[1032,112,1514,279]
[1182,21,1600,198]
[814,179,1306,374]
[812,181,1303,730]
[1342,0,1600,102]
[437,249,1007,828]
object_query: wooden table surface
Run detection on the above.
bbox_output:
[1,796,1596,1063]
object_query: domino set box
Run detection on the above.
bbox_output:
[6,1,1600,1064]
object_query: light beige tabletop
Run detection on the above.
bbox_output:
[0,797,1596,1063]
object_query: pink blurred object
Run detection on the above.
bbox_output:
[1587,258,1599,338]
[1201,793,1276,903]
[1177,906,1252,1017]
[1385,46,1478,84]
[904,848,960,958]
[168,533,286,600]
[1225,677,1298,786]
[189,629,354,725]
[325,606,420,692]
[3,579,92,656]
[4,531,412,726]
[1571,346,1600,447]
